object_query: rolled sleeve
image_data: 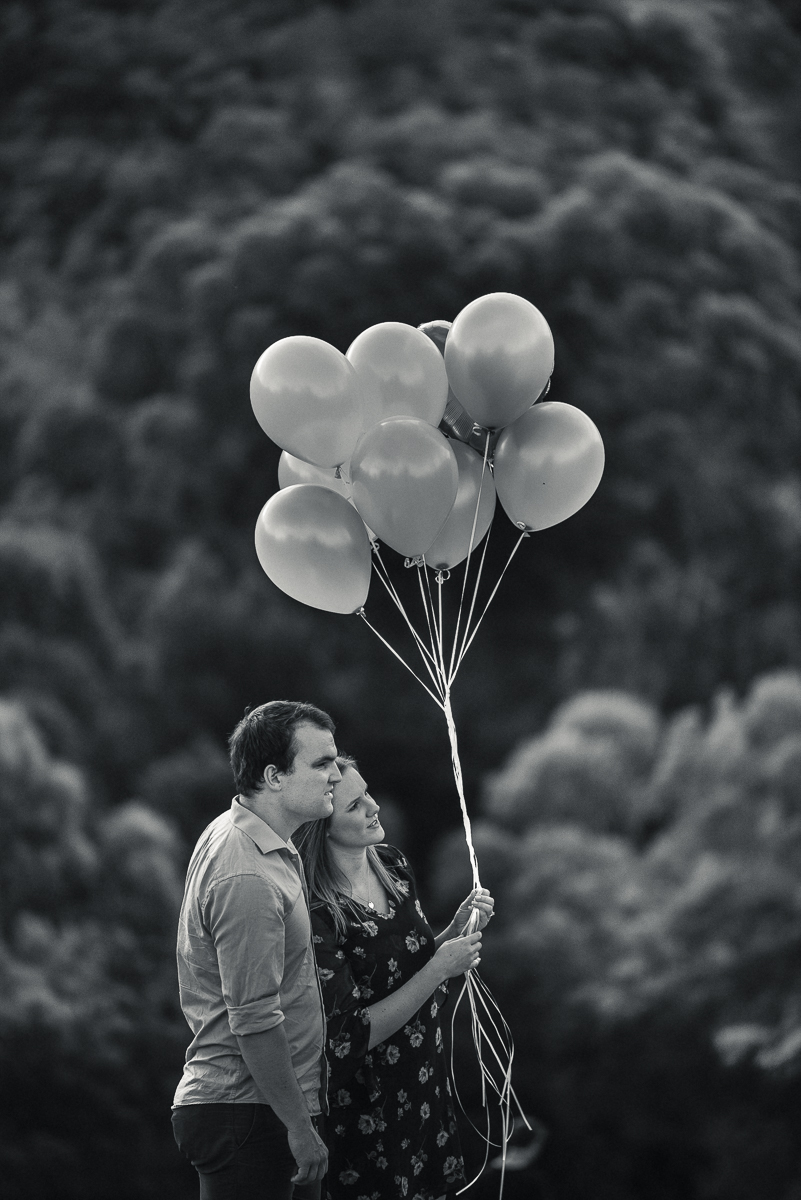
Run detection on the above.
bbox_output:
[205,873,286,1036]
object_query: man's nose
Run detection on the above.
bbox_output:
[330,762,342,782]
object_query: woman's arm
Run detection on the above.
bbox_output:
[366,931,481,1049]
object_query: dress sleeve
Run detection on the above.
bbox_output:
[378,843,416,897]
[311,905,372,1093]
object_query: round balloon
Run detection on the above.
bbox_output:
[493,402,604,532]
[250,336,364,468]
[417,319,451,355]
[426,441,497,570]
[418,318,502,456]
[255,485,372,613]
[350,418,459,557]
[347,322,449,432]
[418,319,474,441]
[277,451,351,499]
[444,293,554,430]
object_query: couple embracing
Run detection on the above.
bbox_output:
[172,700,494,1200]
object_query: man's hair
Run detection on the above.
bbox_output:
[228,700,335,796]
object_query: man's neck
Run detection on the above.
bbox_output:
[237,792,295,845]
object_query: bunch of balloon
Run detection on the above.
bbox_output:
[250,293,604,1195]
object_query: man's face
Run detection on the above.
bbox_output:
[275,722,340,827]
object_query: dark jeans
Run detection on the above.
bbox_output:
[172,1103,324,1200]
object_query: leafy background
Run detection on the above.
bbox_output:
[1,1,801,1197]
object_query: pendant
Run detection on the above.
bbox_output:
[368,901,375,909]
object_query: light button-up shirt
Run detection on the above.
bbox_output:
[174,799,326,1112]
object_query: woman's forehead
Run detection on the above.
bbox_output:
[335,765,367,798]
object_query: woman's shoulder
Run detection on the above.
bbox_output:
[309,898,340,932]
[375,843,411,873]
[375,844,416,897]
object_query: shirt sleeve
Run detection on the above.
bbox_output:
[311,906,372,1092]
[204,872,287,1036]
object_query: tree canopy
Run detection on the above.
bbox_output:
[1,1,800,1196]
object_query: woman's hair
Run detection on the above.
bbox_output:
[295,755,407,942]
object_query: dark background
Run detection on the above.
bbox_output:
[1,1,801,1197]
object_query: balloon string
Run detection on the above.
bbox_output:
[357,612,444,708]
[372,545,439,671]
[438,573,446,681]
[415,564,444,691]
[416,559,449,695]
[447,429,492,683]
[426,562,449,685]
[449,978,494,1182]
[370,551,444,695]
[449,967,531,1199]
[467,975,531,1200]
[361,539,533,1198]
[442,687,480,890]
[456,531,528,673]
[450,515,494,688]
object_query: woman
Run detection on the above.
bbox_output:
[297,756,494,1200]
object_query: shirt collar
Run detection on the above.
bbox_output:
[229,797,299,857]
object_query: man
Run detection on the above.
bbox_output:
[172,700,342,1199]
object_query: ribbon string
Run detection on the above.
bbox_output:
[444,429,492,684]
[442,687,480,891]
[358,462,532,1197]
[357,611,444,708]
[455,530,528,672]
[450,968,532,1198]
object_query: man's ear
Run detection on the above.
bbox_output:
[263,764,282,792]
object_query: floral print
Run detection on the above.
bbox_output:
[310,846,465,1199]
[443,1156,462,1184]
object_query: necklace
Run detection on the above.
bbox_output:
[351,860,375,909]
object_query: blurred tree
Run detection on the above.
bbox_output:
[2,0,801,1195]
[0,700,190,1200]
[431,676,801,1198]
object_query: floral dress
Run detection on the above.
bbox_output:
[310,845,466,1200]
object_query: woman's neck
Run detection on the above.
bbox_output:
[327,843,370,890]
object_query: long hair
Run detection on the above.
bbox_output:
[295,756,407,942]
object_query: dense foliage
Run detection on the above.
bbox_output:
[1,1,800,1197]
[432,675,801,1198]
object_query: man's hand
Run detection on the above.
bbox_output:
[288,1119,328,1185]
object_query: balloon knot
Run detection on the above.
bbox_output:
[404,555,425,569]
[334,464,343,479]
[370,538,380,552]
[515,521,532,536]
[435,569,451,584]
[354,607,366,617]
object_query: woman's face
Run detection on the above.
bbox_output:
[327,766,384,851]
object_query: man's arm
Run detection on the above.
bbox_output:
[236,1025,327,1185]
[205,874,326,1185]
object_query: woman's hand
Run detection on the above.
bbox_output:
[431,930,482,982]
[452,887,495,934]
